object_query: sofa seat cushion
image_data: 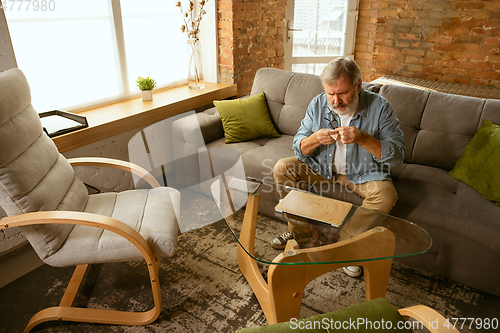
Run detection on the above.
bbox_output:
[394,164,459,194]
[438,182,500,294]
[207,137,277,159]
[390,176,458,270]
[44,187,181,267]
[206,136,295,178]
[207,135,294,158]
[199,137,295,219]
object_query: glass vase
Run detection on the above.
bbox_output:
[187,38,205,90]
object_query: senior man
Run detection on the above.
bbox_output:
[272,58,405,277]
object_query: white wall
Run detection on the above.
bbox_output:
[0,9,16,72]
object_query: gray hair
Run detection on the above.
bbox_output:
[320,58,362,87]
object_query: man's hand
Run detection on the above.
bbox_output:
[316,128,338,145]
[336,126,363,144]
[337,126,382,159]
[300,128,337,155]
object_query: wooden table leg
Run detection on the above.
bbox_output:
[237,193,277,323]
[364,258,393,301]
[267,255,393,323]
[237,194,396,325]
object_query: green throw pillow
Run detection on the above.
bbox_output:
[213,92,280,144]
[449,120,500,205]
[235,298,412,332]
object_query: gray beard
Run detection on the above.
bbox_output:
[332,92,359,116]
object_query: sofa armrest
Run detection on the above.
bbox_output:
[363,81,381,93]
[172,107,223,147]
[173,107,224,145]
[196,107,224,144]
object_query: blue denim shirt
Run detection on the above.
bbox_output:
[292,88,405,184]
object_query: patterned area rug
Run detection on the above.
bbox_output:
[1,202,499,333]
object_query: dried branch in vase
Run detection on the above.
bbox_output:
[176,0,208,41]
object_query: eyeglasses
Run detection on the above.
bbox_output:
[324,117,338,130]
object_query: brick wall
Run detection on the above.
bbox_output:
[218,0,286,96]
[355,0,500,88]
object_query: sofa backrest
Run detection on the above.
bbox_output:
[251,68,500,172]
[380,84,500,170]
[251,68,324,136]
[251,68,381,137]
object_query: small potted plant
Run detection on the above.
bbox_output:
[136,76,157,101]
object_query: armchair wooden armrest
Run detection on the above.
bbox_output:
[0,210,163,332]
[1,210,157,264]
[67,157,161,188]
[399,305,460,332]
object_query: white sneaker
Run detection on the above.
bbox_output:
[343,266,362,277]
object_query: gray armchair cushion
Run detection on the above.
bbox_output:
[1,68,181,271]
[0,69,89,259]
[0,69,32,125]
[45,187,180,267]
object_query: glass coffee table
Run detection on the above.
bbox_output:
[210,177,432,325]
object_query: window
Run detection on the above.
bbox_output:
[285,0,358,75]
[4,0,187,112]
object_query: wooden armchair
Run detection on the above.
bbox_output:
[0,69,181,332]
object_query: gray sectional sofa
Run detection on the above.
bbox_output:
[173,68,500,296]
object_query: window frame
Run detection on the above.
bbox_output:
[1,0,218,113]
[284,0,359,73]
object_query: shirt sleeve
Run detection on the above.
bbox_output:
[374,103,405,166]
[293,98,318,160]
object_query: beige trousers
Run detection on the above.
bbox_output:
[273,157,398,235]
